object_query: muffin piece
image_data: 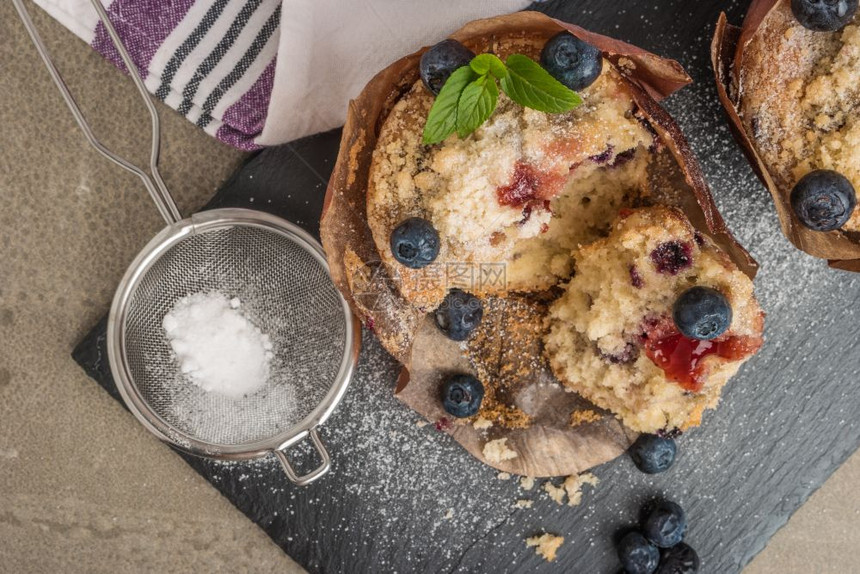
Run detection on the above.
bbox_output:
[738,0,860,231]
[545,207,764,434]
[367,37,655,309]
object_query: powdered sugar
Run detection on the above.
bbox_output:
[163,292,273,399]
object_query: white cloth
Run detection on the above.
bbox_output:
[260,0,531,144]
[33,0,533,146]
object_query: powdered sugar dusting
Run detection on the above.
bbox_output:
[163,292,273,399]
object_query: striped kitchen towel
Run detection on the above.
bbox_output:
[33,0,532,150]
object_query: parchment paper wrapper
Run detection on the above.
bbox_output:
[321,11,759,476]
[712,0,860,271]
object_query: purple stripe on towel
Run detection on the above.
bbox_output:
[92,0,195,76]
[214,58,275,150]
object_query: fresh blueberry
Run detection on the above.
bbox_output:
[420,39,475,95]
[791,0,858,31]
[435,289,483,341]
[790,169,857,231]
[656,543,700,574]
[618,531,660,574]
[540,31,603,91]
[629,434,677,474]
[672,286,732,341]
[442,374,484,418]
[390,217,440,269]
[643,501,687,548]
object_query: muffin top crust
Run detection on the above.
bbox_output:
[367,37,655,308]
[738,0,860,231]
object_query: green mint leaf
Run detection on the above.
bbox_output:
[423,65,478,145]
[499,54,582,113]
[469,53,507,79]
[456,75,499,138]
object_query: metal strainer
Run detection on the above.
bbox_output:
[15,0,359,485]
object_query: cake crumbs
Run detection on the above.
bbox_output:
[472,416,493,430]
[482,438,518,463]
[543,472,600,506]
[543,481,566,505]
[443,509,454,520]
[520,476,535,491]
[415,420,429,428]
[563,472,600,506]
[466,297,549,430]
[514,499,533,509]
[617,56,636,72]
[497,472,512,481]
[569,409,602,427]
[526,533,564,562]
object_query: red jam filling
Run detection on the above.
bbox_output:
[497,162,541,207]
[640,318,762,392]
[496,162,561,230]
[497,162,564,207]
[520,200,552,226]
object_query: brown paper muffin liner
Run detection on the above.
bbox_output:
[321,11,758,476]
[712,0,860,270]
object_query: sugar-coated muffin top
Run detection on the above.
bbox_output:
[739,0,860,231]
[367,37,655,308]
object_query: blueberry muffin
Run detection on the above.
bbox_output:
[545,207,764,433]
[323,12,762,472]
[738,0,860,231]
[714,0,860,262]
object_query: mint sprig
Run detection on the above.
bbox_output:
[500,54,582,114]
[422,53,582,145]
[423,66,477,145]
[456,74,499,138]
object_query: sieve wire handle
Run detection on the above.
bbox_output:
[12,0,182,225]
[274,428,331,486]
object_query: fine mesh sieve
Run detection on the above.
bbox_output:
[15,0,359,485]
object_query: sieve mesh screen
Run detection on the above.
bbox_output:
[121,224,347,447]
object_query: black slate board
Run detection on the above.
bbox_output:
[73,1,860,572]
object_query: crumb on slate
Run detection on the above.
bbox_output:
[526,533,564,562]
[544,481,566,504]
[566,472,599,506]
[544,472,600,506]
[520,476,535,491]
[514,499,533,509]
[497,472,511,481]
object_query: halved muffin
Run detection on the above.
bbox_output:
[545,207,764,434]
